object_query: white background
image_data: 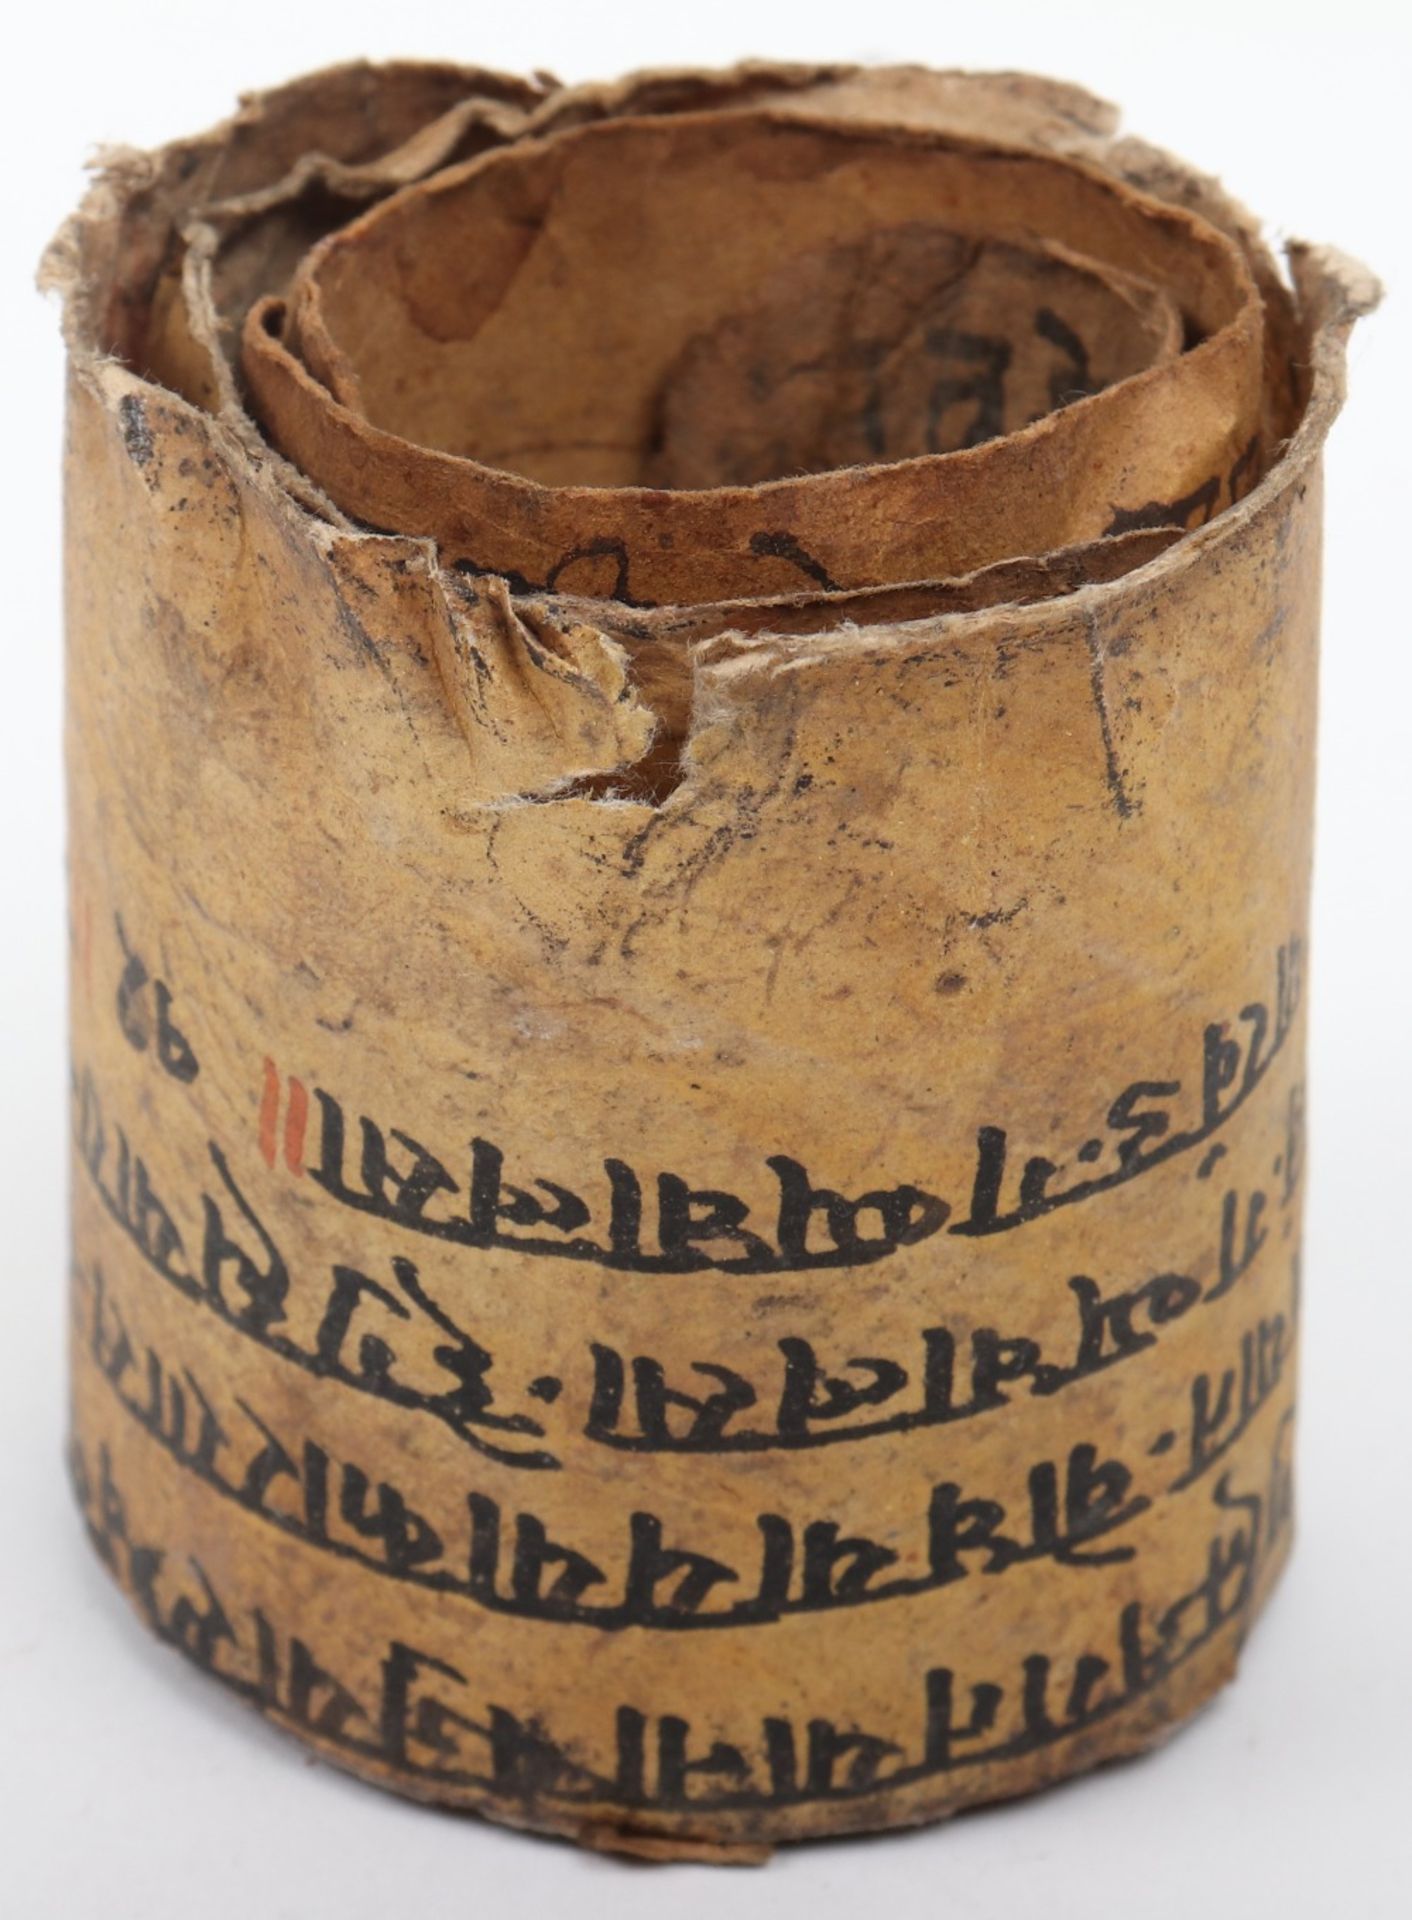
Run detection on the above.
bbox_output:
[2,3,1408,1914]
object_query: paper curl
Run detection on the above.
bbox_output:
[46,59,1376,1859]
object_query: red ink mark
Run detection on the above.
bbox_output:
[283,1076,308,1177]
[258,1057,280,1169]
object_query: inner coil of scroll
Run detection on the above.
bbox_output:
[240,111,1272,607]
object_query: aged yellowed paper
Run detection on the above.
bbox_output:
[45,61,1377,1858]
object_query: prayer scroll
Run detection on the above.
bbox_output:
[44,59,1377,1860]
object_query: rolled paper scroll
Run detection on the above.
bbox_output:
[45,60,1377,1861]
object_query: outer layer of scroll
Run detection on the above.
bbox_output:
[45,59,1376,1860]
